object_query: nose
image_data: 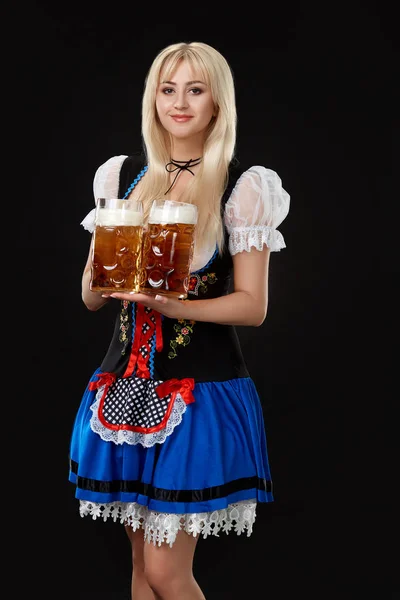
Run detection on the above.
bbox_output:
[174,91,188,111]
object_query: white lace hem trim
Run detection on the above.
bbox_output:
[229,225,286,253]
[79,499,257,547]
[90,387,187,447]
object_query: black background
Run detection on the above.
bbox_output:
[15,2,397,598]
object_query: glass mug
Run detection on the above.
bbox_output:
[139,199,198,299]
[90,197,144,293]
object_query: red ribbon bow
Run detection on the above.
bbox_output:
[88,371,117,391]
[156,377,195,405]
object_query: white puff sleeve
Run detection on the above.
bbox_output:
[80,154,128,233]
[224,165,290,253]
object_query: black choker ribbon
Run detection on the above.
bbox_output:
[165,157,202,195]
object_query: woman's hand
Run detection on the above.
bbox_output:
[103,245,271,326]
[103,291,190,320]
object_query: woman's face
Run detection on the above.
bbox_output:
[156,60,216,142]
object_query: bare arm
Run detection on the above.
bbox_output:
[81,238,110,311]
[179,246,270,326]
[108,245,271,326]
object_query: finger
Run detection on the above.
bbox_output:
[108,291,138,297]
[109,292,153,304]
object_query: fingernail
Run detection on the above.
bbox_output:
[155,295,165,302]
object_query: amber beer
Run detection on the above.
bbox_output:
[139,200,198,299]
[90,198,144,293]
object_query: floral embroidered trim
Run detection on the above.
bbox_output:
[188,272,217,296]
[168,319,196,359]
[79,499,257,548]
[118,300,131,355]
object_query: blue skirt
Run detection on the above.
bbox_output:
[69,369,273,545]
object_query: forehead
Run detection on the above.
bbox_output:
[159,57,208,84]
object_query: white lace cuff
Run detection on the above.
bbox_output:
[81,208,96,233]
[229,225,286,254]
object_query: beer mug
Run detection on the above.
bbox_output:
[139,199,198,299]
[90,197,144,293]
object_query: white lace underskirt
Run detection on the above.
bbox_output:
[79,499,257,547]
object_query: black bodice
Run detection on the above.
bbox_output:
[99,154,250,382]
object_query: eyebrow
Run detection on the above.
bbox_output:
[160,80,207,86]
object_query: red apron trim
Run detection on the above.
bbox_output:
[155,311,163,352]
[94,376,195,434]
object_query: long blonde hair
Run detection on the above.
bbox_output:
[137,41,237,253]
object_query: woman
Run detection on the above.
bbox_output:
[69,41,290,599]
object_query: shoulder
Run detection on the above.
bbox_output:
[117,152,147,197]
[233,165,285,189]
[224,162,290,231]
[222,160,279,210]
[94,152,146,176]
[228,164,290,204]
[93,154,128,190]
[221,158,249,209]
[92,154,128,199]
[94,154,129,177]
[225,159,283,192]
[93,152,147,199]
[226,157,247,189]
[118,151,147,173]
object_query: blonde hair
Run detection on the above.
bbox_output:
[137,41,237,253]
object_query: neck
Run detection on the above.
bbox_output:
[170,140,204,162]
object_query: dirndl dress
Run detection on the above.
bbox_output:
[68,154,290,547]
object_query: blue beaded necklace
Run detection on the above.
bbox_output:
[122,165,148,199]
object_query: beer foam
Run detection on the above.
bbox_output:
[96,208,143,226]
[149,204,197,225]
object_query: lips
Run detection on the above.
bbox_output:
[171,116,193,122]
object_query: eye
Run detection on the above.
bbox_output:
[161,87,174,94]
[189,87,202,95]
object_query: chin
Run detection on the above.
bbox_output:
[169,130,196,140]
